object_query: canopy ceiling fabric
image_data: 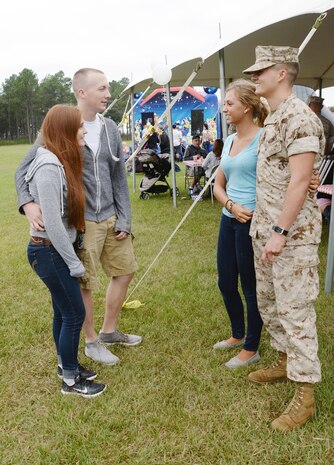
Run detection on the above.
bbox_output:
[125,1,334,92]
[172,10,334,89]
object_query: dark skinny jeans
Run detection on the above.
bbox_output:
[27,242,85,378]
[217,214,263,351]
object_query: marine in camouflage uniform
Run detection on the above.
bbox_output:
[242,45,325,386]
[250,94,325,384]
[243,44,325,432]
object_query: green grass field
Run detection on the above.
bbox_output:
[0,145,333,465]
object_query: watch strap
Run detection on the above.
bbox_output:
[272,225,289,236]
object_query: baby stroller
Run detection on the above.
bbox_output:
[138,149,179,200]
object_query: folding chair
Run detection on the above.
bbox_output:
[319,154,334,185]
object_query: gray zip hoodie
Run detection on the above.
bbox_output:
[25,148,85,278]
[16,116,131,233]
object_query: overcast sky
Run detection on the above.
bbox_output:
[1,0,334,105]
[1,0,218,82]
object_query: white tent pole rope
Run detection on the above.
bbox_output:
[298,12,327,55]
[102,91,127,116]
[125,60,205,166]
[125,83,152,117]
[104,81,153,118]
[124,168,217,304]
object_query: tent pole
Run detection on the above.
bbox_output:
[130,90,136,192]
[324,167,334,293]
[218,48,228,141]
[166,83,177,208]
[318,78,323,97]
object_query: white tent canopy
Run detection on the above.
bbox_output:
[125,0,334,92]
[124,0,334,292]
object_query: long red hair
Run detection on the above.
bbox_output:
[41,104,85,230]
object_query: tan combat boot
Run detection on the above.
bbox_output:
[248,352,287,383]
[271,383,316,431]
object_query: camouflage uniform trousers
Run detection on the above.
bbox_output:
[252,240,321,384]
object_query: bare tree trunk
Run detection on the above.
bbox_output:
[7,105,11,139]
[16,113,19,140]
[26,105,31,143]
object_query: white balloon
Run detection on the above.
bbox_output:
[150,58,164,71]
[152,64,172,86]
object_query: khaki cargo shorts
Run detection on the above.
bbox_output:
[78,215,137,290]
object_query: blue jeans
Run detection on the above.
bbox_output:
[217,214,263,351]
[27,242,85,378]
[174,145,183,160]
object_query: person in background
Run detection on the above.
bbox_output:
[183,134,207,193]
[122,142,131,160]
[202,122,211,153]
[122,142,133,174]
[202,139,223,179]
[307,95,334,155]
[183,134,207,161]
[317,196,332,224]
[244,45,324,431]
[16,68,141,367]
[213,80,267,369]
[172,124,183,160]
[25,104,106,397]
[159,125,171,155]
[144,121,159,151]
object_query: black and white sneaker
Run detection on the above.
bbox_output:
[57,364,97,381]
[61,378,107,398]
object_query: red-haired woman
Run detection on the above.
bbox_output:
[26,105,106,397]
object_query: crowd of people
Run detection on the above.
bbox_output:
[14,43,331,432]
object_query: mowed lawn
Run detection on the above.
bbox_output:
[0,144,333,465]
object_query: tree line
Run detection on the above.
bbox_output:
[0,69,129,143]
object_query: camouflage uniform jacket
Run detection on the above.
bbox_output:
[250,94,325,246]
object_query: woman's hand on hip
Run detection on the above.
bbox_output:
[231,204,253,223]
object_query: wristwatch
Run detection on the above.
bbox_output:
[272,225,289,236]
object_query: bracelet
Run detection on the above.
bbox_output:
[226,199,235,213]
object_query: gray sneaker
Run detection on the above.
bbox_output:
[85,339,120,365]
[225,352,260,369]
[99,329,142,347]
[213,338,245,350]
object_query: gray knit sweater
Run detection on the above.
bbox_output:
[25,148,85,278]
[16,116,132,233]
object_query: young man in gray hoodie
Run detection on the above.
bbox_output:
[16,68,141,366]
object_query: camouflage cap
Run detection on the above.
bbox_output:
[307,95,324,105]
[243,45,299,74]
